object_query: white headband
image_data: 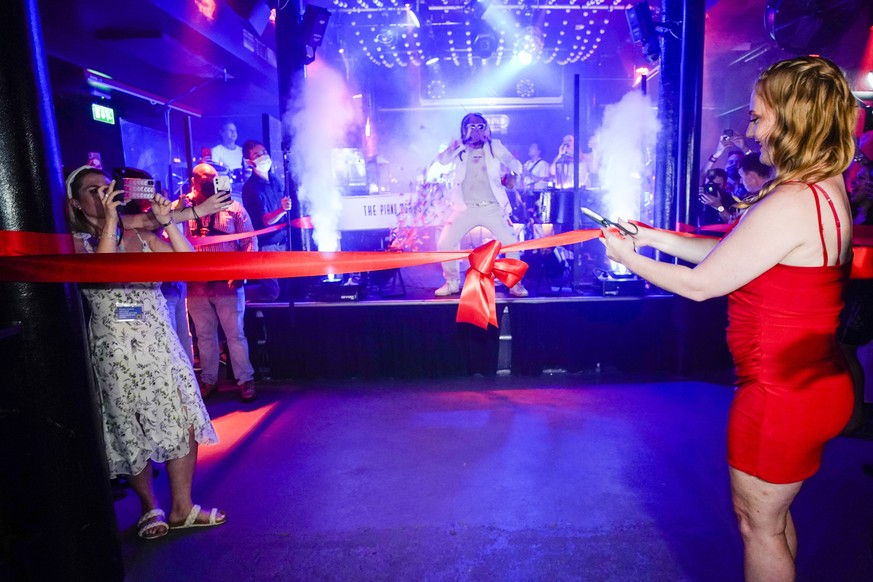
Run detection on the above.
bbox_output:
[64,165,97,199]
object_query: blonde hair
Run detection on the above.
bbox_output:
[740,56,857,207]
[64,166,120,241]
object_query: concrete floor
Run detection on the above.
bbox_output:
[113,374,873,581]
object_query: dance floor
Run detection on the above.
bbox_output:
[113,373,873,581]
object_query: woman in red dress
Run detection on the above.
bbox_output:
[602,56,857,580]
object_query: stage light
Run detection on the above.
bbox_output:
[513,26,543,66]
[464,0,492,21]
[867,71,873,89]
[626,1,660,63]
[405,6,421,28]
[376,27,399,47]
[633,66,649,87]
[473,33,495,59]
[426,79,446,99]
[516,78,535,98]
[301,5,331,64]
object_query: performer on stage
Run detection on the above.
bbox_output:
[210,120,243,172]
[601,56,856,579]
[523,142,552,191]
[434,113,528,297]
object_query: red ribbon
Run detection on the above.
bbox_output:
[4,223,872,329]
[0,228,599,330]
[188,223,285,247]
[456,240,528,328]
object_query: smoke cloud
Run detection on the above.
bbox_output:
[596,91,660,222]
[287,64,356,252]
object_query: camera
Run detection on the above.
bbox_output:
[703,182,719,195]
[723,129,734,137]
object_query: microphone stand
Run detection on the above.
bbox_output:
[163,69,227,198]
[281,138,296,316]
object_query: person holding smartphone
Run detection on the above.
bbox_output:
[65,166,225,538]
[433,113,528,297]
[186,163,259,402]
[703,129,754,195]
[601,56,857,579]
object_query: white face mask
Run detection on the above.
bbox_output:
[254,157,272,173]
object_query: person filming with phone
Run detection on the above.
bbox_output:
[698,168,735,224]
[65,166,226,539]
[186,163,259,403]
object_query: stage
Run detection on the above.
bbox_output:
[242,263,734,382]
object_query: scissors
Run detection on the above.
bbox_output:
[580,207,640,236]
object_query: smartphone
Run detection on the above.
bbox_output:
[580,207,637,236]
[723,129,734,137]
[213,175,232,194]
[120,177,156,202]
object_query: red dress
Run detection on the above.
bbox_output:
[726,184,853,484]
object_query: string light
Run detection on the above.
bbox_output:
[331,0,632,67]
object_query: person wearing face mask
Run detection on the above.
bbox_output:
[187,163,259,402]
[241,139,290,302]
[434,113,528,297]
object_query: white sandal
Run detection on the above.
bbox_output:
[169,504,227,529]
[137,508,169,540]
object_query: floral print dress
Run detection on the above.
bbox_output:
[76,231,217,478]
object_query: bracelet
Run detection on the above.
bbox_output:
[156,216,174,228]
[708,155,718,162]
[191,206,200,220]
[99,234,118,241]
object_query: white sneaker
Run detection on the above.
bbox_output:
[509,282,529,297]
[434,280,460,296]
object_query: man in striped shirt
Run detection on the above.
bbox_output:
[187,163,259,402]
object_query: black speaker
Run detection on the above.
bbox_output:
[248,2,272,36]
[302,5,331,48]
[626,2,660,63]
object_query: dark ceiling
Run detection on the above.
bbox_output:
[36,0,873,121]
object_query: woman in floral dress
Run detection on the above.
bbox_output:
[66,166,226,539]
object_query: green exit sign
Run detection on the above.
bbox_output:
[91,103,115,125]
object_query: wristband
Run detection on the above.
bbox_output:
[157,216,174,228]
[708,155,718,163]
[191,206,200,220]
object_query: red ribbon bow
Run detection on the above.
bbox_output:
[456,239,528,329]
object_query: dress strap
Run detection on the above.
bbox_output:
[807,183,841,267]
